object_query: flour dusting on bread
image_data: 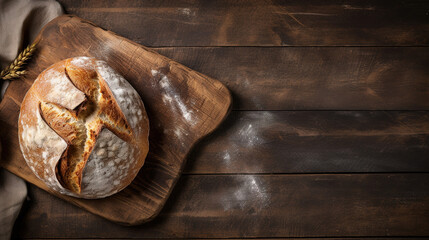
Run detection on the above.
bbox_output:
[70,56,93,69]
[81,128,134,196]
[20,107,68,193]
[41,66,85,109]
[18,57,149,199]
[96,60,145,134]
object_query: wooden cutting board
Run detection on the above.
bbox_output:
[0,15,231,225]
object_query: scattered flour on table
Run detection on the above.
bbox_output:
[241,74,263,109]
[221,175,271,212]
[238,123,264,147]
[219,112,275,212]
[225,111,274,163]
[223,152,231,164]
[221,112,272,165]
[177,8,196,17]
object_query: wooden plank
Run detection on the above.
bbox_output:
[185,111,429,174]
[6,47,429,112]
[57,0,429,46]
[17,238,426,240]
[4,100,429,175]
[14,174,429,238]
[153,47,429,110]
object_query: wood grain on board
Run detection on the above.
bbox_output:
[154,47,429,110]
[0,15,231,225]
[15,174,429,238]
[57,0,429,46]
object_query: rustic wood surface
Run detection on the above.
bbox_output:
[154,47,429,110]
[185,111,429,174]
[4,0,429,239]
[59,0,429,46]
[14,174,429,238]
[0,15,231,225]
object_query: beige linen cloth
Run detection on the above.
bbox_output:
[0,0,62,239]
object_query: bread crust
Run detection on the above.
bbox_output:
[18,57,149,199]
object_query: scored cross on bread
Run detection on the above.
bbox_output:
[40,62,133,193]
[19,57,149,199]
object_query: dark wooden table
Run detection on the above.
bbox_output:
[12,0,429,239]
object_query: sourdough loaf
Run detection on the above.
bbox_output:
[18,57,149,199]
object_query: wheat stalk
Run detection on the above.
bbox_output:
[0,42,37,81]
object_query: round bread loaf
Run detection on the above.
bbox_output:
[18,57,149,199]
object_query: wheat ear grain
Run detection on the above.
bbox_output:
[0,42,37,80]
